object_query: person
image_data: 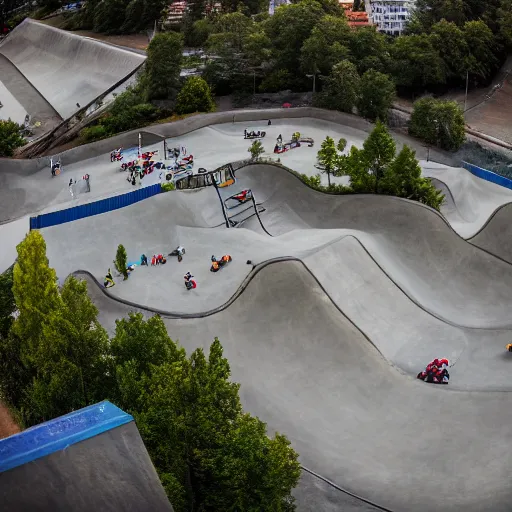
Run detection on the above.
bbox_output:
[211,260,220,272]
[151,255,156,266]
[82,174,90,193]
[184,272,197,290]
[177,245,185,258]
[277,134,282,143]
[69,178,75,199]
[157,254,163,264]
[104,268,115,288]
[141,254,148,266]
[268,119,271,125]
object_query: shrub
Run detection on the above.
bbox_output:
[79,125,110,143]
[114,244,128,280]
[0,120,25,157]
[161,182,175,192]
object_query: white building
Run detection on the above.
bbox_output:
[366,0,415,35]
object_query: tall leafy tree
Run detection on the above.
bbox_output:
[24,277,111,426]
[317,60,360,113]
[497,0,512,48]
[463,20,498,81]
[380,145,445,210]
[430,19,470,82]
[12,231,61,364]
[357,70,396,122]
[348,26,390,74]
[263,0,325,74]
[317,136,337,186]
[391,34,445,89]
[142,32,183,101]
[300,15,351,76]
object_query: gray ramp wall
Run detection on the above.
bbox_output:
[0,421,173,512]
[0,19,146,119]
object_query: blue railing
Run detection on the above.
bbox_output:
[30,183,161,230]
[461,161,512,190]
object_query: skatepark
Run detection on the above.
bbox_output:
[1,22,512,511]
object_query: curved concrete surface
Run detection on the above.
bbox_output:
[3,112,512,510]
[470,202,512,263]
[83,263,512,512]
[421,160,512,238]
[0,19,145,119]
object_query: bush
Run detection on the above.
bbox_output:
[0,120,26,157]
[409,97,466,151]
[175,76,215,115]
[79,124,110,143]
[161,181,175,192]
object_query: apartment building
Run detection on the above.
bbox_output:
[366,0,415,35]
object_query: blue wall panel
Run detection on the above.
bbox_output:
[31,183,161,230]
[461,161,512,191]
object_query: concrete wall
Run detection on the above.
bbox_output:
[0,19,146,119]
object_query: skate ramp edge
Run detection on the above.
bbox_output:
[462,160,512,190]
[0,19,146,119]
[0,401,131,473]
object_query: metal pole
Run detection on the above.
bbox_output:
[464,70,469,113]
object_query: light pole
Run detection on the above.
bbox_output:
[306,73,316,94]
[464,70,469,114]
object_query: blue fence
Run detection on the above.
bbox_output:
[30,183,161,230]
[461,161,512,191]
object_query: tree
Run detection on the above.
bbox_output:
[390,34,445,89]
[348,26,390,74]
[142,32,183,101]
[357,70,396,122]
[379,144,444,210]
[0,119,25,157]
[263,0,325,74]
[463,20,498,81]
[317,136,337,186]
[409,97,466,150]
[0,267,15,342]
[114,244,128,279]
[175,76,215,115]
[497,0,512,48]
[362,120,396,193]
[430,19,469,82]
[12,231,62,363]
[248,140,264,159]
[23,276,111,425]
[93,0,128,34]
[411,0,468,30]
[317,60,360,113]
[300,15,351,76]
[137,337,301,512]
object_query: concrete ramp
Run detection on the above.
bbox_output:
[0,401,173,511]
[0,19,146,119]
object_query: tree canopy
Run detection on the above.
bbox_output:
[0,120,25,157]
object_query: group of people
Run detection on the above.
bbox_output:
[417,358,450,384]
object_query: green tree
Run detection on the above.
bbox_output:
[138,337,301,512]
[93,0,128,34]
[183,18,212,47]
[248,140,265,159]
[0,267,15,342]
[12,231,61,363]
[348,26,390,74]
[300,15,351,76]
[317,136,337,186]
[263,0,325,74]
[362,120,396,193]
[143,32,183,101]
[114,244,128,280]
[317,60,360,113]
[430,19,469,81]
[497,0,512,47]
[390,34,445,89]
[380,144,444,210]
[0,119,25,157]
[409,97,466,150]
[121,0,144,33]
[411,0,468,30]
[463,20,498,81]
[175,76,216,115]
[357,70,396,122]
[23,276,111,425]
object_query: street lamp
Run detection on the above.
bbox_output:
[306,73,316,94]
